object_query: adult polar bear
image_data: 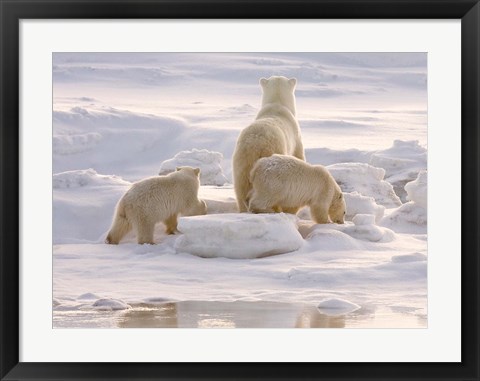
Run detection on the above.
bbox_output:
[232,76,305,212]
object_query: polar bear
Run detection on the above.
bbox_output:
[248,154,346,224]
[106,167,207,245]
[232,76,305,212]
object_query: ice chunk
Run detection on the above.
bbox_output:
[405,170,427,209]
[370,140,427,202]
[379,202,427,234]
[317,298,361,315]
[306,141,427,203]
[352,214,376,225]
[92,298,131,311]
[159,149,228,186]
[344,192,385,222]
[175,213,303,259]
[327,163,401,207]
[344,214,395,242]
[379,171,427,234]
[305,227,361,250]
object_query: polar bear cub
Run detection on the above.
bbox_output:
[232,76,305,212]
[248,154,346,224]
[106,167,207,245]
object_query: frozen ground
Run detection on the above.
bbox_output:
[53,53,427,328]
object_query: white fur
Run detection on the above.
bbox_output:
[232,76,305,212]
[106,166,206,244]
[248,154,346,224]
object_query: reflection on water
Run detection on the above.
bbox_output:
[53,300,427,328]
[117,301,346,328]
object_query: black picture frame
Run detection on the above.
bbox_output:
[1,0,479,380]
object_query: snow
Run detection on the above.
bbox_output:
[53,168,129,189]
[159,149,228,186]
[391,252,427,263]
[175,213,303,259]
[53,132,102,155]
[53,170,130,243]
[52,52,428,328]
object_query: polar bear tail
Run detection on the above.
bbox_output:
[105,199,131,244]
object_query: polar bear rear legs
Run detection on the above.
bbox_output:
[105,201,132,244]
[134,219,155,245]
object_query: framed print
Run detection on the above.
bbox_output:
[1,0,479,380]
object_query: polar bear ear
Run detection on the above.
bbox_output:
[194,168,201,176]
[176,167,181,171]
[288,78,297,89]
[260,77,268,88]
